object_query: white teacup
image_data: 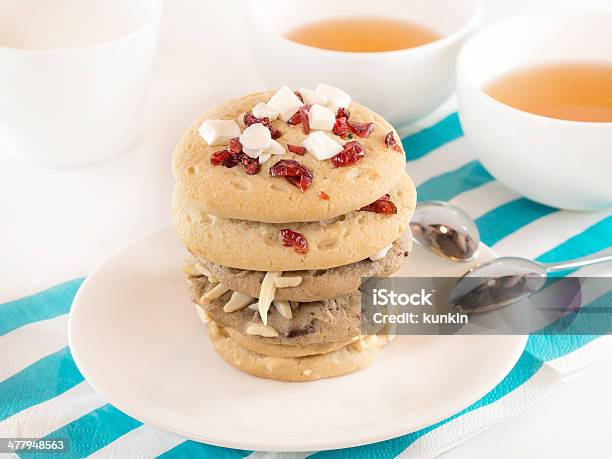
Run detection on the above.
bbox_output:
[247,0,481,127]
[457,12,612,211]
[0,0,162,167]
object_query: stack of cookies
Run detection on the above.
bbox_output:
[172,85,416,381]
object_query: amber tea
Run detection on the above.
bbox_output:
[485,63,612,122]
[285,17,442,53]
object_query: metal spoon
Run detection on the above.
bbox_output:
[451,248,612,313]
[410,201,480,262]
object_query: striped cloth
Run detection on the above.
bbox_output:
[1,100,611,458]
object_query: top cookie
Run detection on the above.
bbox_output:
[172,90,407,223]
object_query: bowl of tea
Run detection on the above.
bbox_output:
[247,0,482,126]
[457,12,612,211]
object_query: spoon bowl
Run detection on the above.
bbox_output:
[410,201,480,262]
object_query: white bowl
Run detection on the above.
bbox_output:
[0,0,162,168]
[457,12,612,211]
[247,0,481,127]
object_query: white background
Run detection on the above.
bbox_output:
[1,0,611,457]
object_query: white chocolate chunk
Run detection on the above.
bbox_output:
[369,244,392,261]
[223,291,255,313]
[240,123,271,151]
[274,300,293,319]
[264,139,285,156]
[258,151,272,164]
[246,323,279,338]
[201,283,230,304]
[308,104,336,131]
[267,85,303,121]
[316,84,351,112]
[302,369,313,377]
[258,271,282,325]
[302,131,343,160]
[199,120,241,146]
[274,277,303,288]
[252,102,279,121]
[299,88,328,106]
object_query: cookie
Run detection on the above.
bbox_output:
[208,321,389,382]
[189,276,364,346]
[195,231,412,302]
[225,327,352,358]
[173,173,415,272]
[172,91,407,223]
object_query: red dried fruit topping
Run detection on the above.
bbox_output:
[331,141,365,168]
[337,107,351,119]
[294,91,304,103]
[269,159,313,192]
[228,137,242,154]
[332,116,351,138]
[287,144,307,155]
[210,150,231,165]
[280,229,308,254]
[299,104,311,134]
[210,141,260,174]
[243,111,282,140]
[385,131,402,152]
[243,111,264,127]
[318,191,330,201]
[348,121,374,138]
[359,194,398,214]
[239,153,261,175]
[287,111,301,125]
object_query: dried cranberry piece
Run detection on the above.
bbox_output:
[348,121,374,138]
[333,116,351,138]
[269,125,282,140]
[318,191,330,201]
[294,91,304,103]
[210,150,231,165]
[287,111,301,125]
[228,137,242,154]
[299,105,311,134]
[222,153,241,168]
[331,141,365,168]
[269,159,313,192]
[337,107,351,119]
[238,152,261,175]
[280,229,308,254]
[359,194,398,214]
[287,144,307,155]
[385,131,402,153]
[244,111,264,127]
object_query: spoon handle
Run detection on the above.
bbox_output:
[542,248,612,273]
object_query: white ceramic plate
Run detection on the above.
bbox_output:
[69,226,527,452]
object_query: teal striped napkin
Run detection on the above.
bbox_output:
[1,102,611,458]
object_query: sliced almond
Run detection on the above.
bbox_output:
[246,323,279,338]
[194,263,213,278]
[258,272,282,325]
[181,263,202,277]
[248,303,260,311]
[201,283,230,304]
[223,291,254,313]
[290,301,300,310]
[273,300,292,319]
[274,276,303,288]
[193,304,210,324]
